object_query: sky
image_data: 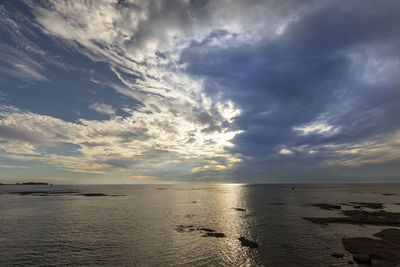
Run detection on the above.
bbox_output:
[0,0,400,184]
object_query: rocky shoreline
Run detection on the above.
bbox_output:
[305,202,400,265]
[12,191,126,197]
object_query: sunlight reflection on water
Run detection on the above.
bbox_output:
[1,184,400,266]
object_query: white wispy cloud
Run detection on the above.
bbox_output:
[13,63,48,82]
[327,133,400,167]
[0,5,62,82]
[0,164,29,169]
[6,0,263,178]
[294,121,340,136]
[89,103,116,115]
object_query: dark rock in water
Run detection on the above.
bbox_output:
[313,203,341,210]
[304,210,400,226]
[343,228,400,266]
[175,225,195,233]
[156,188,167,190]
[77,193,119,197]
[352,254,371,264]
[19,182,49,185]
[175,225,185,233]
[232,207,246,211]
[16,191,49,195]
[382,193,396,196]
[331,252,344,258]
[238,237,258,249]
[349,202,384,209]
[347,260,354,264]
[373,228,400,247]
[15,191,77,196]
[198,227,215,232]
[3,182,49,186]
[190,201,197,203]
[270,202,285,205]
[202,232,225,238]
[177,225,223,237]
[79,193,107,197]
[16,191,126,197]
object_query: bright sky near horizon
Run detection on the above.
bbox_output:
[0,0,400,184]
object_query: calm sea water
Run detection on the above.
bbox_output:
[1,184,400,266]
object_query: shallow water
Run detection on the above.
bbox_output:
[1,184,399,266]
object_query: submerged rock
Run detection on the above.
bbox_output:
[232,208,246,211]
[312,203,341,210]
[202,232,225,238]
[331,253,344,258]
[78,193,108,197]
[352,254,371,264]
[349,202,384,209]
[198,227,215,232]
[176,225,223,236]
[77,193,125,197]
[304,210,400,226]
[343,228,400,266]
[175,225,195,233]
[16,191,48,195]
[176,225,225,238]
[238,237,258,249]
[15,191,77,195]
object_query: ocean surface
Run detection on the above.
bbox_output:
[1,183,399,266]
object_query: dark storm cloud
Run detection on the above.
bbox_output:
[180,0,400,180]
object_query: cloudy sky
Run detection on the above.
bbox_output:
[0,0,399,184]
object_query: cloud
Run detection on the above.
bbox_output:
[178,0,400,180]
[89,103,116,115]
[124,175,157,181]
[0,164,29,169]
[0,4,66,83]
[294,122,339,136]
[1,0,400,182]
[0,102,240,178]
[279,149,293,155]
[8,0,247,179]
[13,63,48,82]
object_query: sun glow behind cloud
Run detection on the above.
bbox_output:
[0,0,248,181]
[1,0,400,183]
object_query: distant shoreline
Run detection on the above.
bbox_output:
[0,182,50,186]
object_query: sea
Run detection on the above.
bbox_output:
[1,183,399,266]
